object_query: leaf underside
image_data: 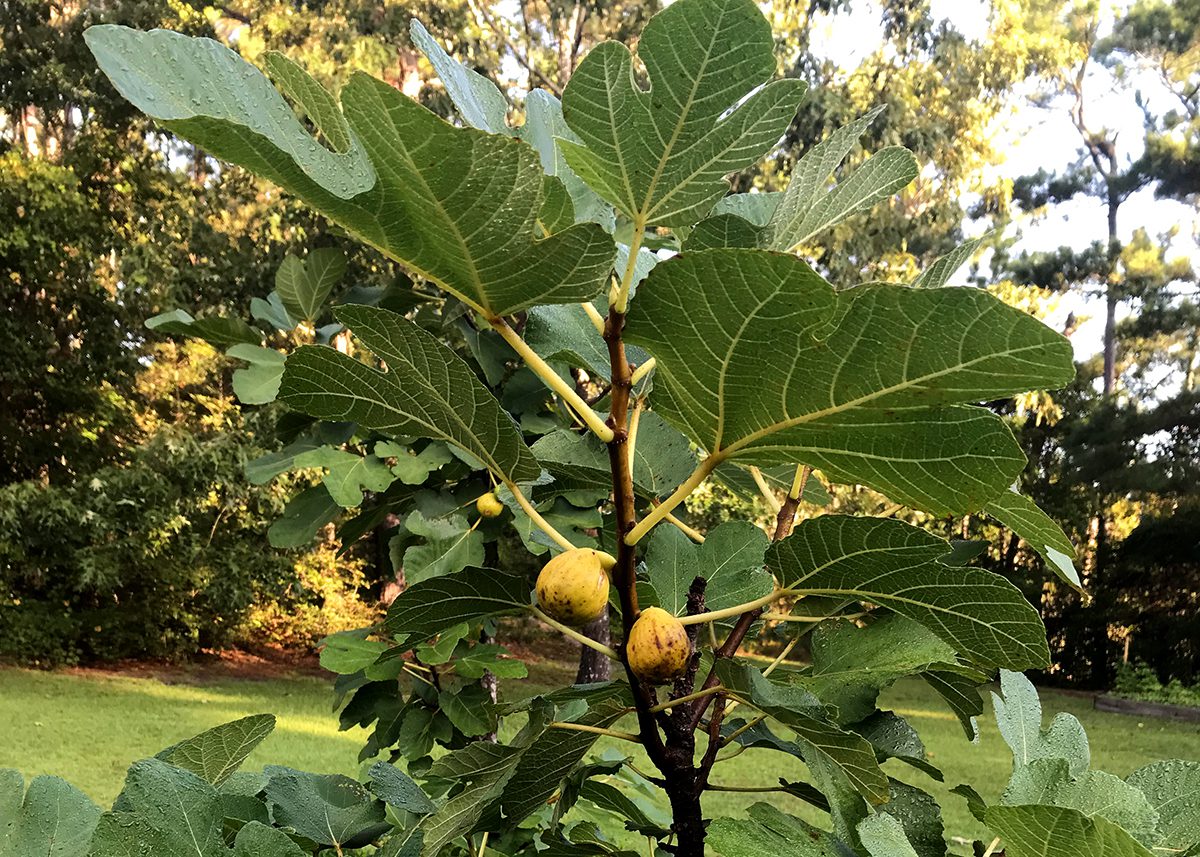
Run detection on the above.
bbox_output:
[85,25,615,318]
[279,305,540,484]
[625,249,1075,515]
[559,0,807,226]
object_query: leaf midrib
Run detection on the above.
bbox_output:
[637,1,729,221]
[718,338,1060,457]
[292,353,512,480]
[796,585,1040,655]
[354,79,491,316]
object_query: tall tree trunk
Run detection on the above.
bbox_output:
[574,606,612,683]
[1102,193,1120,396]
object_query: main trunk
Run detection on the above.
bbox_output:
[664,764,705,856]
[574,607,613,683]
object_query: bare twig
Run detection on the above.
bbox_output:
[467,0,563,96]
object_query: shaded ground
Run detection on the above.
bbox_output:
[54,645,329,684]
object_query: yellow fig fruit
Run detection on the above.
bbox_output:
[535,549,610,626]
[627,606,691,684]
[476,492,505,518]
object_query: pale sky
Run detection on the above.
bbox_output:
[809,0,1199,366]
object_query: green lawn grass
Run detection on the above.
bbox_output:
[2,663,1196,847]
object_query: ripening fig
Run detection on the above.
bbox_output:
[535,548,610,626]
[627,606,691,683]
[476,492,505,518]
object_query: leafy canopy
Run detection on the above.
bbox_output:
[559,0,808,227]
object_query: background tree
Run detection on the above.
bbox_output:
[986,0,1200,686]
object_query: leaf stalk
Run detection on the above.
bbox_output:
[612,219,647,314]
[504,480,616,568]
[676,589,788,626]
[491,317,614,442]
[625,455,721,545]
[529,606,620,659]
[548,722,642,743]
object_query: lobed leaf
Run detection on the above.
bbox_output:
[532,413,696,500]
[709,803,848,857]
[274,248,346,323]
[0,770,101,857]
[1002,759,1159,847]
[763,106,917,251]
[1126,760,1200,855]
[802,614,958,725]
[716,661,889,805]
[992,669,1090,776]
[768,517,1050,670]
[921,669,984,741]
[852,711,943,781]
[264,766,389,849]
[86,26,614,318]
[410,19,511,135]
[857,811,921,857]
[91,759,225,856]
[146,309,261,348]
[230,822,309,857]
[987,805,1155,857]
[279,305,540,484]
[625,249,1075,515]
[293,446,397,508]
[985,490,1081,589]
[267,484,341,548]
[155,714,276,787]
[559,0,807,226]
[640,521,770,617]
[383,568,531,642]
[523,90,615,229]
[400,510,485,585]
[368,763,438,815]
[226,344,286,405]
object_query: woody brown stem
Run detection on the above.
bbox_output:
[603,307,666,768]
[606,305,707,854]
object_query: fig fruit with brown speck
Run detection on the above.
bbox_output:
[535,548,610,626]
[627,606,690,683]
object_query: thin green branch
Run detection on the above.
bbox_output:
[630,356,656,385]
[749,466,782,514]
[505,479,616,568]
[664,510,705,543]
[676,589,786,626]
[582,301,606,334]
[648,684,724,713]
[761,611,863,623]
[789,464,811,500]
[611,220,647,314]
[704,782,783,793]
[720,713,767,746]
[529,606,620,659]
[491,317,614,442]
[549,721,642,743]
[626,455,721,544]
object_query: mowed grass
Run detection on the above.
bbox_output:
[2,662,1197,846]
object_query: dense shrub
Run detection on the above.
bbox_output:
[0,425,374,664]
[1114,660,1200,707]
[239,539,379,650]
